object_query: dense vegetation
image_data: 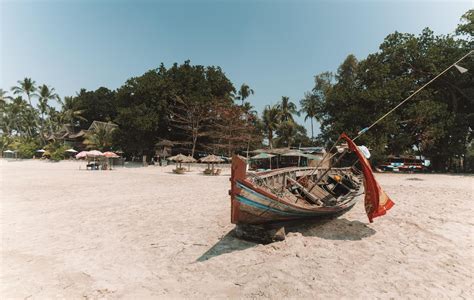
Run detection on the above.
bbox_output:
[304,10,473,171]
[0,10,472,171]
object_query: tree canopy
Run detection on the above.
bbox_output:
[307,14,473,170]
[1,9,472,171]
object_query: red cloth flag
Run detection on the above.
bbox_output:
[340,133,394,222]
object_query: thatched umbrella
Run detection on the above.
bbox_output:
[167,153,196,173]
[200,154,224,174]
[156,140,174,147]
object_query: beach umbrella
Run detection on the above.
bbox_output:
[200,154,224,174]
[103,151,119,158]
[65,148,78,153]
[102,151,119,170]
[86,150,104,157]
[167,153,196,170]
[167,153,196,162]
[200,154,224,163]
[85,150,104,169]
[75,151,88,159]
[156,140,174,147]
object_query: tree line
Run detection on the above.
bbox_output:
[304,10,473,171]
[0,61,310,160]
[1,9,472,171]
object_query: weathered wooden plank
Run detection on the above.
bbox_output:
[286,177,323,205]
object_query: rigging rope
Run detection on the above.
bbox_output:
[296,50,473,187]
[353,50,473,141]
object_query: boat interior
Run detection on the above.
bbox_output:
[247,166,363,208]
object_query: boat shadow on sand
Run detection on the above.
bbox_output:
[196,231,256,262]
[289,218,376,241]
[196,218,375,262]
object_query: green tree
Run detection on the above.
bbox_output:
[275,120,309,148]
[262,105,279,149]
[0,89,11,106]
[73,87,117,129]
[12,78,36,107]
[236,83,254,106]
[58,96,87,127]
[299,92,319,141]
[36,84,59,144]
[310,19,473,170]
[455,9,473,43]
[83,122,116,151]
[114,66,170,157]
[277,96,298,123]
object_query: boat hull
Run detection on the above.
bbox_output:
[230,156,363,225]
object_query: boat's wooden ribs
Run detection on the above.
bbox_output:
[286,177,323,205]
[252,167,354,188]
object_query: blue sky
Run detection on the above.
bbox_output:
[1,0,471,135]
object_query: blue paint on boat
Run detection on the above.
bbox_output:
[236,181,316,214]
[235,194,321,217]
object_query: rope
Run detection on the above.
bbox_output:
[296,135,342,184]
[253,51,473,202]
[294,50,473,194]
[353,50,473,141]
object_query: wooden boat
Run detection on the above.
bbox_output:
[229,155,363,227]
[229,134,394,242]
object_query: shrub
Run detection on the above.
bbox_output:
[45,142,68,161]
[10,139,40,159]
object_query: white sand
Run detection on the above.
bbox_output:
[1,159,473,299]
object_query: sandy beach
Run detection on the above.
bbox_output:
[0,159,472,299]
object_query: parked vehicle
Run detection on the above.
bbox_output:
[379,155,430,172]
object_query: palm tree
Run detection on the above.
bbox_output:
[277,96,299,122]
[57,96,87,127]
[6,97,37,138]
[84,122,116,151]
[0,102,13,135]
[0,89,12,106]
[262,105,280,149]
[242,102,258,116]
[12,78,37,106]
[36,84,59,143]
[236,84,254,106]
[299,92,319,141]
[276,119,298,148]
[37,85,59,108]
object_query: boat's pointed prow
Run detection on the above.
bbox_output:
[230,155,247,224]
